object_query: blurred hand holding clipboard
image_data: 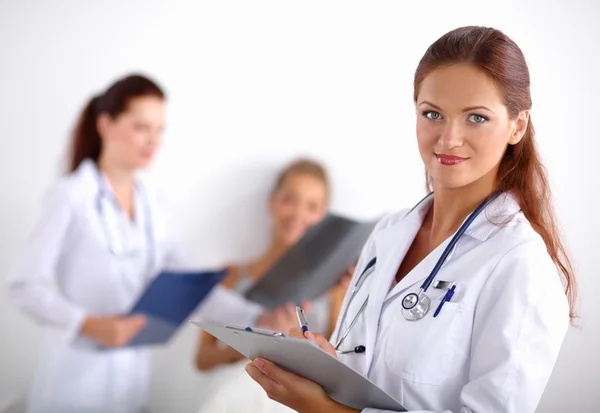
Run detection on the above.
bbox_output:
[110,269,228,348]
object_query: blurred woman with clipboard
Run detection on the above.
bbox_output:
[7,74,191,413]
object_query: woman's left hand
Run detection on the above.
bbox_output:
[245,328,359,413]
[246,357,336,413]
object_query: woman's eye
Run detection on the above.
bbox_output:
[423,111,442,120]
[468,114,488,123]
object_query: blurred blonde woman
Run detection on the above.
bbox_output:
[195,159,351,412]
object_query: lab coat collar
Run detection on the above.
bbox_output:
[392,191,522,242]
[465,192,522,241]
[76,158,148,193]
[362,191,521,372]
[74,158,102,192]
[364,205,424,372]
[76,158,159,275]
[370,192,522,273]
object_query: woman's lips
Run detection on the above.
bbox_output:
[435,153,469,166]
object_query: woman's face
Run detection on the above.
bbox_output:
[415,63,528,191]
[97,95,165,170]
[269,173,328,247]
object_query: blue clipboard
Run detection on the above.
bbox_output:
[123,269,228,347]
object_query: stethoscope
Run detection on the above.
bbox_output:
[334,191,501,354]
[95,167,155,275]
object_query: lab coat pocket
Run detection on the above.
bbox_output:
[384,299,461,385]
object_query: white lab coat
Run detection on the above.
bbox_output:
[331,193,569,413]
[6,159,263,413]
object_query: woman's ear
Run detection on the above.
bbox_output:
[96,113,112,140]
[508,110,530,145]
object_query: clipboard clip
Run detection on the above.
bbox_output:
[224,324,286,337]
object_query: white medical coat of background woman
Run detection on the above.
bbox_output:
[331,193,569,413]
[6,159,262,413]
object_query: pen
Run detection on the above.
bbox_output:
[433,285,456,318]
[295,305,309,333]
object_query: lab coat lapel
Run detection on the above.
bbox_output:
[387,236,452,299]
[132,184,163,284]
[364,211,423,373]
[143,187,162,276]
[382,192,522,301]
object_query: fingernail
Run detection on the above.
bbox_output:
[305,332,315,340]
[254,358,265,369]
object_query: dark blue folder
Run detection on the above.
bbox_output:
[124,269,228,347]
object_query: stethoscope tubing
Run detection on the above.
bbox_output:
[334,191,501,352]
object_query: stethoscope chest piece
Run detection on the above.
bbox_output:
[401,292,431,321]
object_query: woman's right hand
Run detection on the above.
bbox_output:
[80,315,147,347]
[288,327,338,358]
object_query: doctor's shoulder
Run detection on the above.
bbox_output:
[354,207,417,257]
[349,207,414,274]
[370,207,413,234]
[375,207,412,229]
[36,163,97,214]
[480,212,570,316]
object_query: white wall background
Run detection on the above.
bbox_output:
[1,0,598,412]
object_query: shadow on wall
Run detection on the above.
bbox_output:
[180,162,283,265]
[148,161,283,413]
[0,399,25,413]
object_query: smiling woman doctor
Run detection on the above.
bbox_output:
[7,74,264,413]
[245,26,577,413]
